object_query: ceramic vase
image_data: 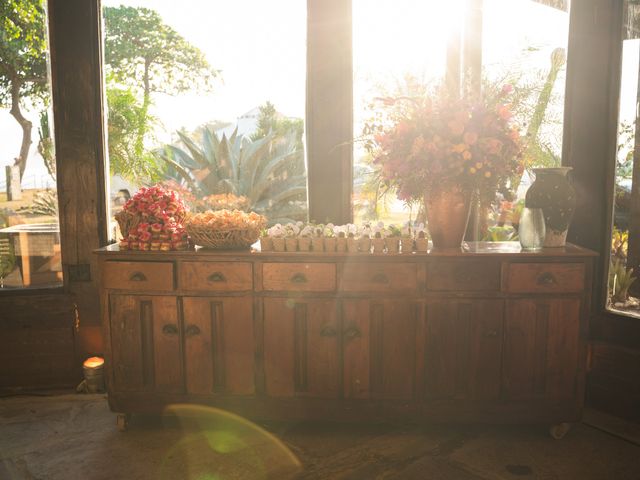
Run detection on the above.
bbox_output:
[424,185,472,250]
[525,167,576,247]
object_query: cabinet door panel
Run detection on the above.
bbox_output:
[503,299,580,401]
[182,297,255,395]
[109,295,181,393]
[424,300,503,400]
[342,299,418,400]
[151,296,182,393]
[263,298,339,398]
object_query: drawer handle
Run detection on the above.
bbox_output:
[129,272,147,282]
[371,272,389,284]
[320,324,337,337]
[290,272,308,284]
[208,272,227,283]
[185,324,201,337]
[537,272,556,285]
[344,325,362,340]
[162,324,179,335]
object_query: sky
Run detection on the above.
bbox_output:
[2,0,634,192]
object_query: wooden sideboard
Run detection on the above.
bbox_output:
[95,242,596,433]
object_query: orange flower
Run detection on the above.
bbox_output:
[448,120,465,136]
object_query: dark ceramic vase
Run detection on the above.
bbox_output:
[525,167,576,247]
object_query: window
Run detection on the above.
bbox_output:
[0,0,62,289]
[352,0,570,239]
[608,0,640,316]
[101,0,307,233]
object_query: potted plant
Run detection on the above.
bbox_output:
[268,223,286,252]
[346,224,359,253]
[359,223,372,254]
[311,224,324,252]
[366,85,523,249]
[259,228,273,252]
[371,222,386,254]
[298,224,313,251]
[401,223,413,254]
[284,222,301,252]
[335,225,347,252]
[415,223,428,252]
[385,224,401,254]
[323,223,337,252]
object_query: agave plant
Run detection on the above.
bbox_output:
[156,126,307,224]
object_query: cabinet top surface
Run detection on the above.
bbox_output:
[95,241,597,260]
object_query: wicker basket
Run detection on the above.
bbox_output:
[114,210,140,239]
[186,224,261,249]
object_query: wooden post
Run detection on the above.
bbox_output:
[5,165,22,201]
[306,0,353,224]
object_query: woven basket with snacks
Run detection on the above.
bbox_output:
[186,210,266,249]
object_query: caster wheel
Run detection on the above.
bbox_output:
[549,422,571,439]
[116,413,131,432]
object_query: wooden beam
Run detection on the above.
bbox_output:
[563,0,624,311]
[306,0,353,224]
[47,0,107,354]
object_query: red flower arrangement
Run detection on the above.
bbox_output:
[116,184,190,251]
[367,85,524,202]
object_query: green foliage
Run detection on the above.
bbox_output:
[609,259,636,304]
[0,0,48,105]
[38,110,55,178]
[103,6,218,98]
[251,102,304,148]
[0,0,49,179]
[17,188,58,216]
[611,227,628,262]
[483,225,517,242]
[106,84,162,182]
[156,126,307,224]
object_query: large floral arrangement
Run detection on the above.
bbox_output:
[367,86,524,202]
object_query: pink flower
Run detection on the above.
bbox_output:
[501,84,513,94]
[463,131,478,145]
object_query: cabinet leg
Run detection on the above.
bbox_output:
[549,422,571,440]
[116,413,131,432]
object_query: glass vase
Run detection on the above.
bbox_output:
[519,207,546,251]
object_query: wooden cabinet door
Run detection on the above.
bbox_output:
[503,298,581,401]
[109,295,182,393]
[182,296,255,395]
[424,300,504,400]
[342,299,419,400]
[263,298,340,398]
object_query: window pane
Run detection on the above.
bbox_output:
[353,0,450,224]
[608,1,640,316]
[102,0,307,236]
[480,0,569,241]
[0,1,62,289]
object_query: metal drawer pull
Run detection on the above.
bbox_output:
[537,272,556,285]
[290,272,308,283]
[129,272,147,282]
[320,325,337,337]
[371,272,389,284]
[185,324,201,336]
[344,325,362,340]
[208,272,226,283]
[162,324,179,335]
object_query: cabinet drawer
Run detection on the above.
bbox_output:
[340,263,418,292]
[180,262,252,291]
[262,263,336,292]
[426,260,500,291]
[102,261,174,291]
[506,262,585,293]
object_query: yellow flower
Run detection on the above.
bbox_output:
[484,171,492,178]
[469,167,477,174]
[475,162,483,169]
